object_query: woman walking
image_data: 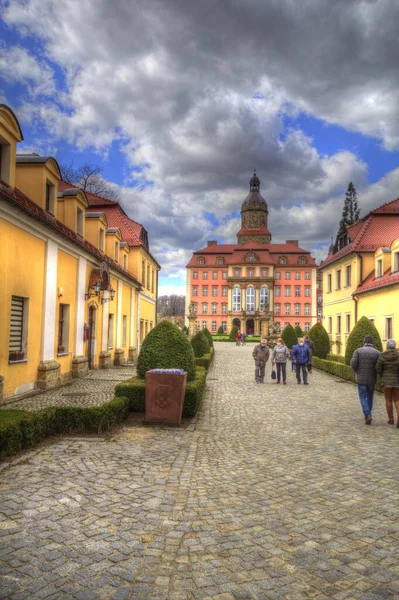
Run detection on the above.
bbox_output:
[271,338,290,384]
[376,339,399,426]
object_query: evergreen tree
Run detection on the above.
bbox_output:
[344,316,382,365]
[294,325,303,338]
[281,324,298,350]
[308,323,330,359]
[338,182,360,235]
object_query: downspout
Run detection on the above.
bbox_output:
[353,294,358,324]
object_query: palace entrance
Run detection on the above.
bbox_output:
[246,319,254,335]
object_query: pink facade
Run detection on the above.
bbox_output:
[186,172,317,336]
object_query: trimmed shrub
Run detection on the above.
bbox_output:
[137,320,196,381]
[312,357,383,393]
[195,347,214,370]
[308,323,330,359]
[217,326,224,334]
[182,325,188,336]
[229,326,238,340]
[191,331,210,357]
[345,316,383,365]
[327,353,346,364]
[281,324,298,350]
[115,378,146,411]
[203,327,214,347]
[294,325,303,338]
[183,367,207,417]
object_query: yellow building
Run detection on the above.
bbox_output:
[0,103,160,403]
[319,198,399,355]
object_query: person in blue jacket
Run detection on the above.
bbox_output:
[291,338,311,384]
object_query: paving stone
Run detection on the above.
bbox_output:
[1,344,399,599]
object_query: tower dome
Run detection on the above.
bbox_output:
[237,170,271,244]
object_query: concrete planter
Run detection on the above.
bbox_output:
[145,369,187,425]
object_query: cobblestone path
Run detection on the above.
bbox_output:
[1,343,399,600]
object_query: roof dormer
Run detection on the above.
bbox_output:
[106,227,122,264]
[374,246,391,278]
[391,238,399,274]
[16,155,61,217]
[0,104,23,187]
[85,212,108,252]
[120,241,130,271]
[57,188,89,237]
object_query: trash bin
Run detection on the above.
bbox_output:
[145,369,187,425]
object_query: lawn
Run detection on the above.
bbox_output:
[0,410,29,425]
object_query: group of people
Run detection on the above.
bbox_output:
[235,330,247,346]
[350,335,399,426]
[252,335,314,384]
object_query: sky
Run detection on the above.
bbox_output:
[1,0,399,296]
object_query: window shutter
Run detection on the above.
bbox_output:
[10,296,24,351]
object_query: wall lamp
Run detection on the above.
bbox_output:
[85,280,115,303]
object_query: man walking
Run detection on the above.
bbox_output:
[252,338,270,383]
[291,338,311,384]
[350,335,381,424]
[304,335,315,373]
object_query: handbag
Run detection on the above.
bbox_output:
[271,368,276,380]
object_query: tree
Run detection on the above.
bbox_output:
[60,162,120,201]
[202,327,213,347]
[191,331,210,357]
[217,326,224,335]
[229,326,238,341]
[338,182,360,235]
[344,316,383,365]
[157,295,185,318]
[294,325,303,338]
[281,324,298,350]
[308,323,330,359]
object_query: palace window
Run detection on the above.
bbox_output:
[305,287,311,297]
[212,303,217,314]
[202,286,208,296]
[299,257,307,265]
[275,303,281,315]
[295,272,300,280]
[193,271,198,279]
[285,304,291,315]
[222,272,228,279]
[246,287,255,311]
[233,287,241,311]
[284,286,291,297]
[336,270,341,290]
[192,303,198,313]
[275,271,281,279]
[212,271,218,279]
[295,286,300,297]
[203,272,208,279]
[305,272,311,280]
[142,260,145,285]
[202,321,207,330]
[385,317,393,340]
[193,286,198,296]
[337,315,342,334]
[346,264,352,286]
[377,259,383,278]
[295,303,300,315]
[212,321,217,332]
[212,286,218,296]
[222,287,228,296]
[327,273,332,292]
[248,268,254,277]
[222,321,227,332]
[202,303,208,314]
[99,228,105,252]
[275,286,281,297]
[346,314,351,333]
[9,296,29,361]
[285,272,291,280]
[304,323,310,332]
[262,268,268,277]
[77,208,84,237]
[197,257,205,264]
[247,253,255,262]
[222,304,227,314]
[260,287,269,310]
[57,304,70,353]
[280,257,287,265]
[328,317,332,333]
[318,295,323,303]
[217,257,224,265]
[234,268,240,277]
[305,304,310,315]
[45,181,55,214]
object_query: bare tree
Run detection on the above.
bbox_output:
[157,295,186,318]
[60,162,120,201]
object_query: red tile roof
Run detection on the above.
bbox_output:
[355,267,399,295]
[58,180,118,206]
[320,198,399,269]
[0,180,141,287]
[236,225,271,236]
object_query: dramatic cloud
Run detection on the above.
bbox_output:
[2,0,399,291]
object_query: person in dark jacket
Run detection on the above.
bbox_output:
[291,338,311,384]
[350,335,381,424]
[376,339,399,426]
[304,335,315,373]
[252,339,270,383]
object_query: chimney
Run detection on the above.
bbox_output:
[207,240,217,247]
[286,240,299,247]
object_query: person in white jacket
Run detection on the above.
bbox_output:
[271,338,290,384]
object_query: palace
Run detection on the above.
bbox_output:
[0,104,160,403]
[185,171,318,336]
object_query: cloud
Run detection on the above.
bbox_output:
[0,44,55,96]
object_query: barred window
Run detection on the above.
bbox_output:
[9,296,29,361]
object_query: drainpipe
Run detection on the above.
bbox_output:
[353,294,358,324]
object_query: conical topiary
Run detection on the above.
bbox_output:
[229,325,238,341]
[294,325,303,338]
[217,326,224,334]
[308,322,330,359]
[344,316,383,365]
[137,321,196,381]
[191,330,210,357]
[281,324,298,350]
[182,325,189,336]
[203,327,213,347]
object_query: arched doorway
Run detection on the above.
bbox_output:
[87,304,97,369]
[246,319,254,335]
[233,317,241,329]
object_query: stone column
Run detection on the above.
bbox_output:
[129,287,136,363]
[99,293,111,368]
[188,314,197,338]
[114,279,125,365]
[72,256,89,378]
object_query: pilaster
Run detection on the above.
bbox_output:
[42,240,58,361]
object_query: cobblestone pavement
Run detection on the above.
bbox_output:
[1,343,399,600]
[0,366,137,411]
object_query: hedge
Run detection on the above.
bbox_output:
[115,366,208,418]
[202,327,214,348]
[0,397,129,459]
[191,330,210,357]
[327,353,346,364]
[312,357,382,392]
[195,347,214,370]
